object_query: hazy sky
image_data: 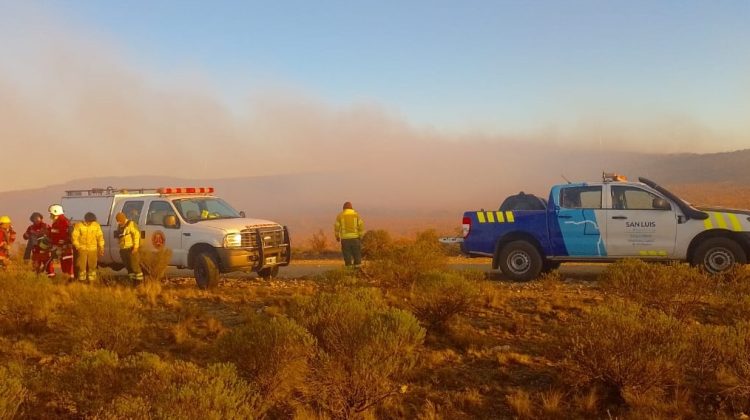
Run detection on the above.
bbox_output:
[0,1,749,191]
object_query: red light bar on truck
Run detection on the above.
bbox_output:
[158,187,215,194]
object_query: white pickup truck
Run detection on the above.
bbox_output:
[61,187,290,288]
[456,174,750,280]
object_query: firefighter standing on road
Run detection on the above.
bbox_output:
[71,212,105,282]
[334,202,365,268]
[48,204,74,278]
[0,216,17,267]
[23,212,53,275]
[115,212,143,285]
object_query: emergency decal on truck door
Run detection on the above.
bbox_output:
[152,231,166,249]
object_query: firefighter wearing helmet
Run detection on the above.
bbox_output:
[23,212,53,275]
[48,204,74,278]
[0,216,16,267]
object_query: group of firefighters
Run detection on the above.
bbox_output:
[0,205,144,283]
[0,200,367,280]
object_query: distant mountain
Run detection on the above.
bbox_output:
[1,149,747,241]
[632,149,750,184]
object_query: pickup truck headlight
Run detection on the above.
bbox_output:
[223,233,242,248]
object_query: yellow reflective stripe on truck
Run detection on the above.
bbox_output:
[713,212,728,229]
[475,211,515,223]
[704,212,744,232]
[727,213,742,232]
[639,250,668,257]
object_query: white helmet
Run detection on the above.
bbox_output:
[48,204,64,216]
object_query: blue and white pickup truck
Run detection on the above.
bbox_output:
[454,174,750,280]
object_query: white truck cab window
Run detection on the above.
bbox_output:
[146,201,178,226]
[122,201,144,224]
[173,198,241,223]
[611,186,669,210]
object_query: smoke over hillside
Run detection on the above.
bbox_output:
[1,5,749,239]
[2,4,749,194]
[1,148,749,241]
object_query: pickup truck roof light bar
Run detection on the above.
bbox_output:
[64,187,215,197]
[602,172,627,182]
[158,187,215,194]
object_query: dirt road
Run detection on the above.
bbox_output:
[169,258,607,281]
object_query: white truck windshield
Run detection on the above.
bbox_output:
[173,198,241,223]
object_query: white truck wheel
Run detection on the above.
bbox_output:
[692,237,747,274]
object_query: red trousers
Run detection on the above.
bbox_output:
[31,251,54,275]
[48,248,74,277]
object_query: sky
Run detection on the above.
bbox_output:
[0,1,749,191]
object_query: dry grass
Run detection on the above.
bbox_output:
[0,272,57,333]
[365,230,448,287]
[410,270,480,332]
[505,389,534,418]
[2,240,750,418]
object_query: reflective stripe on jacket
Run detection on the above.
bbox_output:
[49,215,70,245]
[118,220,141,250]
[71,221,104,252]
[334,209,364,240]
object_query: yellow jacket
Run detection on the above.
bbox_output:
[334,209,364,240]
[118,220,141,250]
[71,221,104,252]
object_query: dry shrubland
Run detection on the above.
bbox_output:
[2,241,750,418]
[365,229,448,287]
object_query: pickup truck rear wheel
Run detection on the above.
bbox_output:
[498,240,543,281]
[692,237,747,274]
[258,266,279,280]
[194,253,220,289]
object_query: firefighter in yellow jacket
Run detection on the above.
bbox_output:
[115,212,144,284]
[334,202,365,267]
[71,212,105,282]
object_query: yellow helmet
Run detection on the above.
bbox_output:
[0,215,10,224]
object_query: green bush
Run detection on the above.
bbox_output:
[291,290,425,418]
[55,285,145,355]
[0,364,28,420]
[599,260,711,319]
[563,300,690,402]
[51,349,126,416]
[0,271,57,333]
[410,271,480,332]
[216,314,316,414]
[124,359,259,420]
[47,350,260,419]
[367,230,447,287]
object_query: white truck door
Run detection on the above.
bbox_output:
[605,185,677,257]
[111,199,147,263]
[141,200,183,265]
